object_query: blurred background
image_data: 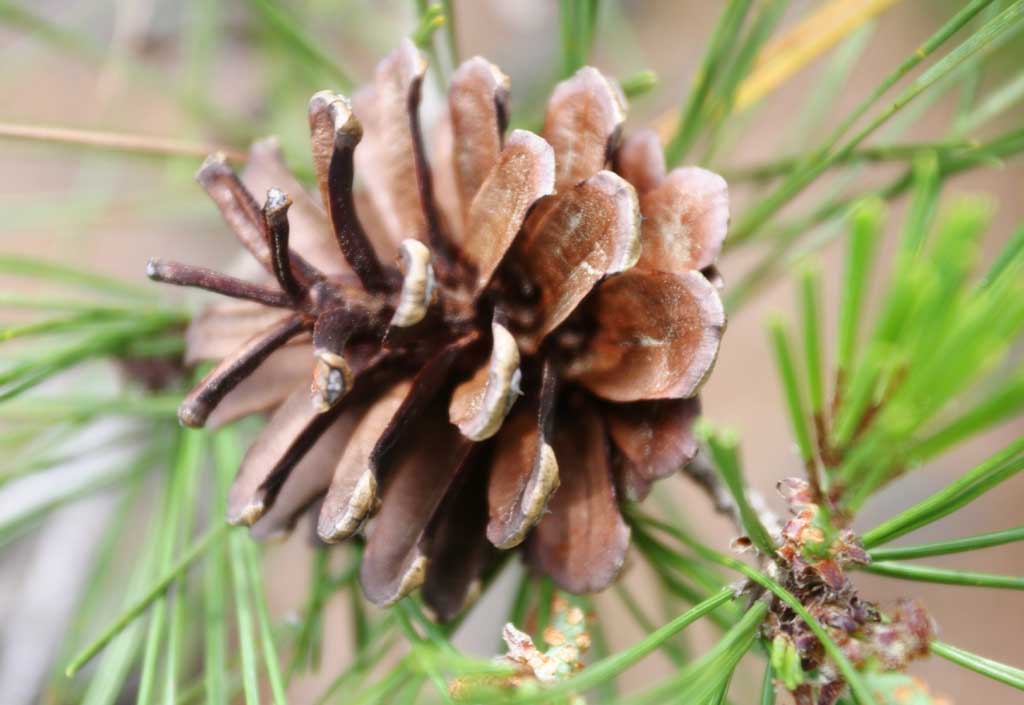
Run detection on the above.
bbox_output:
[1,1,1022,703]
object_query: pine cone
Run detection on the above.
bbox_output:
[148,40,729,618]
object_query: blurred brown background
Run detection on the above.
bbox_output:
[1,1,1022,703]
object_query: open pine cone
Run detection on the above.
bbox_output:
[148,40,729,618]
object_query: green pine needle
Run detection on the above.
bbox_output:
[204,504,230,705]
[696,420,778,556]
[832,1,1024,188]
[869,525,1024,561]
[725,127,1024,312]
[982,222,1024,287]
[760,660,776,705]
[962,70,1024,132]
[700,0,789,162]
[228,527,260,705]
[0,446,158,549]
[909,371,1024,462]
[798,266,826,416]
[135,432,195,705]
[65,521,228,677]
[931,641,1024,691]
[0,255,156,301]
[0,395,181,422]
[244,541,289,705]
[864,561,1024,590]
[901,154,941,257]
[213,431,263,705]
[394,606,457,705]
[836,199,883,380]
[620,601,767,705]
[312,621,399,705]
[248,0,353,90]
[632,527,741,630]
[767,318,817,471]
[862,435,1024,548]
[78,528,162,705]
[613,583,689,665]
[440,0,458,65]
[729,0,1005,246]
[558,0,601,78]
[665,0,753,165]
[290,547,335,677]
[508,571,534,638]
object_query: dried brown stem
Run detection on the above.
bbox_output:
[145,258,292,308]
[179,314,308,428]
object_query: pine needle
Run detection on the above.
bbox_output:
[862,436,1024,547]
[931,641,1024,691]
[768,318,818,474]
[869,525,1024,561]
[64,520,228,677]
[735,0,904,111]
[654,0,903,139]
[730,0,1008,246]
[696,421,778,556]
[228,527,261,705]
[864,561,1024,590]
[243,541,289,705]
[664,0,753,165]
[760,660,777,705]
[0,122,247,162]
[247,0,354,90]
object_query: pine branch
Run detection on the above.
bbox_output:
[636,515,879,705]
